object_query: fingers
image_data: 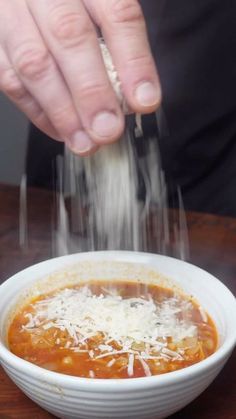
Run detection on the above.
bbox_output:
[0,46,59,140]
[26,0,124,145]
[69,131,99,156]
[2,1,87,145]
[0,0,159,159]
[0,44,98,155]
[85,0,161,114]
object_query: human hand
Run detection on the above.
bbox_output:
[0,0,161,155]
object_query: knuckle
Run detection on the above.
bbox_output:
[49,7,93,48]
[25,98,44,121]
[76,79,113,102]
[50,105,77,133]
[16,46,51,81]
[127,53,154,70]
[109,0,144,25]
[51,105,71,124]
[0,68,26,100]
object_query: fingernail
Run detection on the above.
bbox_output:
[92,111,121,139]
[69,131,94,154]
[135,82,161,107]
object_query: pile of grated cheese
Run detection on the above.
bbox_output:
[23,286,198,376]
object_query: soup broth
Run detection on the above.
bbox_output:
[8,281,218,379]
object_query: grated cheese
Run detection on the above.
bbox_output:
[95,350,136,360]
[107,359,116,368]
[23,286,198,374]
[127,354,135,377]
[137,356,152,377]
[199,306,208,323]
[89,370,95,378]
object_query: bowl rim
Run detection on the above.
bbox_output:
[0,251,235,391]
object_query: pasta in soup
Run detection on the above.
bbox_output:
[8,281,218,379]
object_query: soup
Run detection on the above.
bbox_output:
[8,281,218,379]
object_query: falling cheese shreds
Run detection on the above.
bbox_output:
[23,286,197,364]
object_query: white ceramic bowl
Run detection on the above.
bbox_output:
[0,251,235,419]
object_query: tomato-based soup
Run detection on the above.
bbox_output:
[8,282,218,379]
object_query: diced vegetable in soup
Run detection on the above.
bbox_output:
[8,281,218,379]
